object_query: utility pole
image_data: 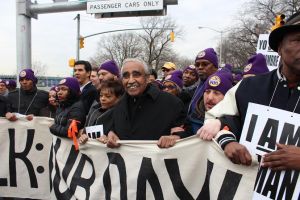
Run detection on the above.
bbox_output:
[74,14,80,61]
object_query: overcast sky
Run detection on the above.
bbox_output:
[0,0,247,77]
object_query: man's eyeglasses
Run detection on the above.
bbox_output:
[122,71,144,79]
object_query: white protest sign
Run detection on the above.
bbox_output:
[85,125,104,138]
[87,0,163,14]
[240,103,300,200]
[256,34,280,71]
[0,117,53,199]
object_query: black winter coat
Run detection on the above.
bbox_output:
[112,84,188,140]
[0,96,7,117]
[7,87,48,116]
[84,103,114,136]
[50,100,86,138]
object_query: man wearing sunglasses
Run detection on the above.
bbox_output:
[185,48,219,134]
[106,58,189,148]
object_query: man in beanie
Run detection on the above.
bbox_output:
[186,71,233,134]
[182,65,199,97]
[0,79,9,97]
[195,48,219,81]
[189,48,219,111]
[105,58,189,149]
[199,13,300,172]
[161,62,176,80]
[5,69,48,121]
[184,48,219,134]
[50,77,86,138]
[98,60,120,85]
[74,60,98,114]
[242,53,269,78]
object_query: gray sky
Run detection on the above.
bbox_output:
[0,0,247,77]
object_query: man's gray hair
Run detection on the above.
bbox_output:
[121,58,150,75]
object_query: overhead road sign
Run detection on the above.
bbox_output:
[87,0,163,14]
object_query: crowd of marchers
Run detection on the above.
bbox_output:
[0,13,300,172]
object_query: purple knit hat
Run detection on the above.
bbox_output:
[204,71,233,95]
[195,48,219,68]
[19,69,38,84]
[58,77,80,95]
[98,60,120,77]
[7,80,16,88]
[0,79,7,86]
[183,65,199,79]
[224,64,233,72]
[50,86,58,92]
[243,53,269,76]
[164,70,183,89]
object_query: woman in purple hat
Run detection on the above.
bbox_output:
[49,77,86,138]
[162,70,191,114]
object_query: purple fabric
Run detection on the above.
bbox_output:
[203,71,233,95]
[183,65,199,79]
[242,53,269,76]
[58,77,80,95]
[0,79,7,85]
[224,64,233,72]
[50,86,58,92]
[195,48,219,68]
[19,69,38,84]
[234,74,243,82]
[98,60,120,77]
[7,80,16,88]
[163,70,183,89]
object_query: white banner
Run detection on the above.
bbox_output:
[240,103,300,200]
[0,118,260,200]
[50,136,259,200]
[256,34,280,71]
[0,117,53,199]
[87,0,163,14]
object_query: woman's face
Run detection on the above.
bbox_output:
[99,88,119,109]
[163,81,179,96]
[57,85,69,102]
[49,90,57,106]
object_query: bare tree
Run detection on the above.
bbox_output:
[139,16,183,70]
[91,32,143,67]
[90,16,183,70]
[218,0,300,68]
[32,60,47,76]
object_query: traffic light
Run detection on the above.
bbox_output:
[69,58,75,67]
[79,37,84,49]
[170,31,175,42]
[271,14,285,31]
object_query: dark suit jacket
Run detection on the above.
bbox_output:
[80,82,98,115]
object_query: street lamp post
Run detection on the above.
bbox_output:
[198,26,224,66]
